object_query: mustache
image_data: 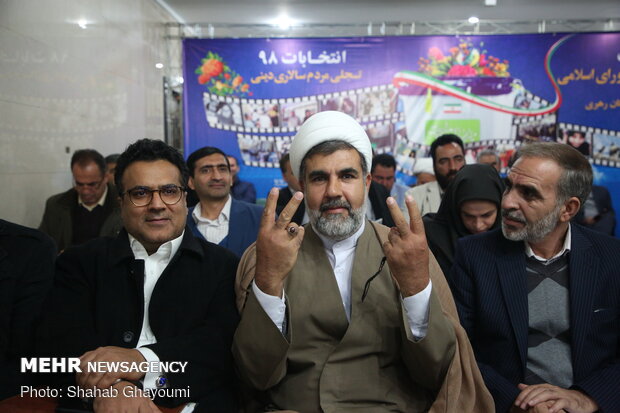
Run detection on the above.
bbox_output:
[502,209,526,224]
[320,199,352,213]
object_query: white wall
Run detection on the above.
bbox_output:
[0,0,174,228]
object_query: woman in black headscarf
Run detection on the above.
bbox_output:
[423,163,504,278]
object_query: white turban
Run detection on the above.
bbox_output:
[289,111,372,179]
[413,157,435,176]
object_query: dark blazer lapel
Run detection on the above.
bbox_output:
[226,199,245,255]
[497,236,529,370]
[567,225,597,373]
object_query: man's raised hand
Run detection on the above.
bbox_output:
[382,196,430,297]
[254,188,305,297]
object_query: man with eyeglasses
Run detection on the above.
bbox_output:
[186,147,263,257]
[233,112,493,412]
[40,139,240,412]
[39,149,122,251]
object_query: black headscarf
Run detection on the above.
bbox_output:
[424,164,504,277]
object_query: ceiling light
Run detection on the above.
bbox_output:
[468,16,480,24]
[155,63,164,69]
[274,15,293,30]
[77,19,88,29]
[485,0,497,5]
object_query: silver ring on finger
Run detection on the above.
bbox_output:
[287,225,298,235]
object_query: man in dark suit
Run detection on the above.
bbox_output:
[276,153,306,225]
[186,147,262,258]
[574,184,616,236]
[450,142,619,413]
[39,149,121,251]
[40,139,239,412]
[367,180,396,227]
[227,155,257,203]
[0,220,55,400]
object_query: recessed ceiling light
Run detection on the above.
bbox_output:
[274,15,293,30]
[77,19,88,29]
[155,63,164,69]
[468,16,480,24]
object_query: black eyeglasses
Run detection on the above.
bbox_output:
[361,257,387,302]
[121,185,186,207]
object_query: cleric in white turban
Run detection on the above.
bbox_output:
[232,110,493,412]
[289,110,373,179]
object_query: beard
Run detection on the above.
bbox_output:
[435,169,458,190]
[501,204,562,242]
[308,198,366,242]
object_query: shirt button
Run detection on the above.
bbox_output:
[122,331,134,343]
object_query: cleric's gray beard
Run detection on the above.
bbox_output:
[308,198,366,242]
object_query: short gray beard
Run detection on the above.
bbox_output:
[501,204,562,242]
[308,198,366,242]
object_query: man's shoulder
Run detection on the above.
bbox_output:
[103,184,120,208]
[0,219,56,254]
[407,181,438,196]
[191,233,240,267]
[55,235,120,269]
[232,198,263,211]
[572,223,620,253]
[236,179,256,190]
[456,228,510,255]
[45,188,77,207]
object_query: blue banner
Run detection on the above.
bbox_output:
[183,33,620,233]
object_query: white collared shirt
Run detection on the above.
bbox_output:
[78,185,108,212]
[128,232,184,394]
[525,224,572,263]
[252,221,432,339]
[191,196,231,244]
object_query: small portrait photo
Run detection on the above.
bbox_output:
[558,128,591,156]
[394,138,418,174]
[366,124,393,151]
[515,115,557,143]
[242,102,281,129]
[358,89,398,118]
[592,132,620,162]
[203,95,243,127]
[319,96,358,117]
[280,101,318,129]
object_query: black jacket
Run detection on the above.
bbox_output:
[38,183,122,251]
[276,186,305,225]
[0,220,55,400]
[39,228,240,411]
[451,226,620,413]
[368,181,395,228]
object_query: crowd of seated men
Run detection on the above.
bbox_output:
[2,114,618,413]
